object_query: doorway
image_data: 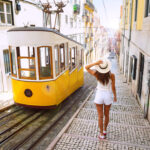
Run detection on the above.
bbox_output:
[137,53,144,99]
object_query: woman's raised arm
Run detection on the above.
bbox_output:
[85,60,103,76]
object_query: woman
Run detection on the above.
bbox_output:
[85,59,117,139]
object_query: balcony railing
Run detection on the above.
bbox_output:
[84,0,95,11]
[73,4,80,14]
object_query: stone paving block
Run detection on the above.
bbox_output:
[66,119,150,146]
[54,134,150,150]
[77,108,149,126]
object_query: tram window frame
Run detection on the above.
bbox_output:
[69,48,71,71]
[37,46,53,80]
[78,49,83,69]
[59,43,65,72]
[65,43,68,69]
[9,46,17,77]
[16,46,36,80]
[71,47,76,70]
[54,45,60,76]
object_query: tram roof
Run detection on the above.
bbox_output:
[7,27,83,48]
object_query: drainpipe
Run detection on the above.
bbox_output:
[122,0,127,73]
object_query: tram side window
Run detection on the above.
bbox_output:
[69,48,71,71]
[78,49,82,69]
[9,47,17,76]
[60,44,65,72]
[38,47,52,79]
[71,47,76,70]
[55,45,59,76]
[16,47,36,79]
[65,43,68,68]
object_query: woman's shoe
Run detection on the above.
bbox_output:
[103,130,107,136]
[98,134,105,139]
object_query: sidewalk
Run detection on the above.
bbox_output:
[0,92,14,111]
[47,59,150,150]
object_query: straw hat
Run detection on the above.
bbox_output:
[95,59,111,74]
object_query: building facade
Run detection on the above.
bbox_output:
[120,0,150,121]
[82,0,95,64]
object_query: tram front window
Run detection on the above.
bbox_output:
[17,46,36,79]
[38,47,52,79]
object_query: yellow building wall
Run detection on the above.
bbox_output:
[136,0,144,30]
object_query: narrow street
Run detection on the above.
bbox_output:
[48,57,150,150]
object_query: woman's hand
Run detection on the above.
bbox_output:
[114,96,117,102]
[94,60,103,65]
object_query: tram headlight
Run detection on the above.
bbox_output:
[24,89,33,97]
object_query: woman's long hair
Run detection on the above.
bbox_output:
[94,71,111,85]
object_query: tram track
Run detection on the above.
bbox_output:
[0,73,96,150]
[0,109,26,127]
[0,110,46,146]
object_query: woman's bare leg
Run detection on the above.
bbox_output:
[104,104,111,131]
[96,104,104,135]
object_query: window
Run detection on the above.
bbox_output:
[132,55,137,80]
[71,47,76,70]
[55,45,59,76]
[0,1,13,25]
[78,49,83,69]
[145,0,150,17]
[135,0,138,21]
[3,49,11,74]
[38,47,53,79]
[9,47,17,77]
[69,48,71,71]
[70,18,73,28]
[65,43,68,68]
[17,46,36,79]
[60,44,65,72]
[65,15,68,24]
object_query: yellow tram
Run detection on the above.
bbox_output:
[7,27,84,108]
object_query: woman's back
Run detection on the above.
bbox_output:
[96,79,112,91]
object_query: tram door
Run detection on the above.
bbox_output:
[137,53,144,99]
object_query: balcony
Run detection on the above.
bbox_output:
[73,4,80,14]
[84,0,95,11]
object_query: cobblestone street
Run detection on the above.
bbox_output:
[47,59,150,150]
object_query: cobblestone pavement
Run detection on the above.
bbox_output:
[47,58,150,150]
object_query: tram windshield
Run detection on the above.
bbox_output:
[17,46,36,79]
[9,46,53,80]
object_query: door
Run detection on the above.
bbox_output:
[129,57,133,82]
[137,53,144,98]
